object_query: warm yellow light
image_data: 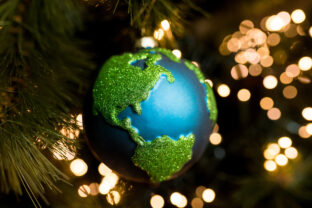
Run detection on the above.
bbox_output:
[60,127,79,140]
[277,11,291,26]
[78,185,90,198]
[202,188,215,203]
[170,192,188,208]
[239,20,254,34]
[98,163,112,176]
[139,36,158,48]
[291,9,306,24]
[280,72,293,84]
[302,107,312,121]
[209,133,222,145]
[282,85,297,99]
[278,137,292,148]
[191,197,204,208]
[231,64,248,80]
[106,191,121,205]
[260,97,274,110]
[70,159,88,176]
[267,33,281,46]
[205,79,213,87]
[285,147,298,159]
[263,75,278,89]
[257,47,270,58]
[52,142,76,161]
[264,160,277,171]
[247,28,267,45]
[89,183,99,196]
[227,38,241,52]
[309,27,312,38]
[172,49,182,59]
[298,56,312,71]
[266,15,284,31]
[217,84,230,97]
[298,126,310,139]
[150,195,165,208]
[195,186,206,197]
[306,123,312,135]
[249,64,262,76]
[99,172,119,195]
[192,61,200,68]
[267,107,281,120]
[263,149,275,160]
[267,143,280,156]
[275,154,288,166]
[260,56,273,67]
[245,49,260,64]
[237,89,251,102]
[285,64,300,77]
[154,29,164,40]
[161,20,170,31]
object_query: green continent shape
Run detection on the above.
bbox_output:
[184,60,218,123]
[93,50,176,145]
[131,134,195,182]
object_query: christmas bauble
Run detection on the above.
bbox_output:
[83,48,217,183]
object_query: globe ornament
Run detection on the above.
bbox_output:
[84,48,217,183]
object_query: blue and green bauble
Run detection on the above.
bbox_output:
[83,48,217,183]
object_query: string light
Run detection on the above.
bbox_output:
[209,133,222,145]
[302,107,312,121]
[150,195,165,208]
[70,159,88,176]
[172,49,182,58]
[260,97,274,110]
[267,107,281,120]
[291,9,306,24]
[263,75,278,89]
[237,89,251,102]
[78,185,90,198]
[277,137,292,148]
[264,160,277,171]
[298,56,312,71]
[285,147,298,159]
[217,84,230,97]
[106,191,121,205]
[202,188,215,203]
[160,20,170,31]
[275,154,288,166]
[170,192,188,208]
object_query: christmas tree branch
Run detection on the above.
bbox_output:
[0,0,92,202]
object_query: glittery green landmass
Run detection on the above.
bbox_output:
[184,60,218,123]
[131,134,195,182]
[93,51,174,145]
[144,48,180,63]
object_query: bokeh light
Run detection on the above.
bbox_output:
[264,160,277,172]
[260,97,274,110]
[267,107,281,120]
[277,11,291,26]
[291,9,305,24]
[263,75,278,89]
[309,27,312,38]
[227,38,241,52]
[285,64,300,77]
[170,192,188,208]
[191,197,204,208]
[237,89,251,102]
[231,64,248,80]
[205,79,213,87]
[195,186,206,197]
[138,36,158,48]
[161,20,170,31]
[302,107,312,121]
[202,188,215,203]
[172,49,182,58]
[260,56,273,67]
[217,84,230,97]
[275,154,288,166]
[285,147,298,159]
[298,56,312,71]
[267,33,280,46]
[280,72,293,84]
[239,20,254,34]
[89,183,99,196]
[106,191,121,205]
[266,15,284,31]
[99,172,119,195]
[298,126,310,139]
[249,64,262,76]
[150,195,165,208]
[267,143,280,156]
[277,137,292,148]
[78,185,90,198]
[70,159,88,176]
[282,85,297,99]
[153,29,164,40]
[98,163,112,176]
[209,133,222,145]
[52,142,76,161]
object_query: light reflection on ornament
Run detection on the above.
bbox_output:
[172,49,182,58]
[231,64,248,80]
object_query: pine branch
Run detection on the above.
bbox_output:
[0,0,92,202]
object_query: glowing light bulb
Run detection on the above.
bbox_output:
[217,84,230,97]
[161,20,170,31]
[285,147,298,159]
[264,160,277,171]
[237,89,251,102]
[209,133,222,145]
[202,188,215,203]
[172,49,182,58]
[150,195,165,208]
[291,9,306,24]
[275,154,288,166]
[298,56,312,71]
[170,192,187,208]
[302,107,312,121]
[263,75,278,89]
[205,79,213,87]
[277,137,292,148]
[70,159,88,176]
